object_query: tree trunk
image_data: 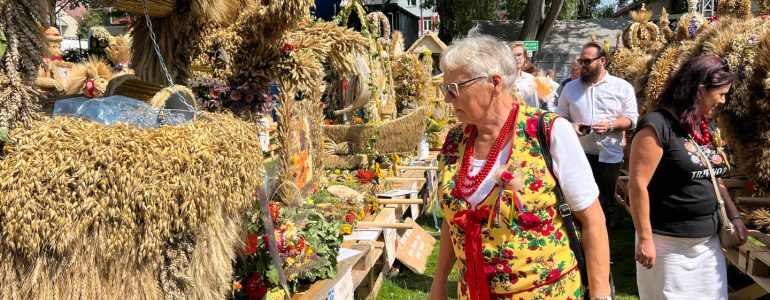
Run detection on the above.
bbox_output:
[519,0,544,40]
[533,0,565,63]
[437,0,454,44]
[50,0,58,26]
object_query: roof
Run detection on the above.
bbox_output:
[473,18,631,55]
[406,31,447,54]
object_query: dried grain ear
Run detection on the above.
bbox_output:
[0,113,263,299]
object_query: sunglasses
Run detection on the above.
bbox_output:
[577,57,602,65]
[439,76,487,99]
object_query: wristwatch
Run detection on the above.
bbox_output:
[729,215,742,221]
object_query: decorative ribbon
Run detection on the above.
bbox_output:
[84,79,95,98]
[452,205,492,300]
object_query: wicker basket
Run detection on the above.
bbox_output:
[322,107,427,154]
[110,0,176,18]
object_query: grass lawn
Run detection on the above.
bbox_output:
[377,209,641,299]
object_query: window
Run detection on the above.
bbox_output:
[422,17,432,32]
[407,0,417,7]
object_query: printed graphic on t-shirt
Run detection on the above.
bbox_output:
[683,140,727,179]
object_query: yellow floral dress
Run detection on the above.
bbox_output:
[438,105,582,300]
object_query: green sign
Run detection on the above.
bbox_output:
[522,41,539,52]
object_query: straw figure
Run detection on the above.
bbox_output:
[64,56,113,98]
[0,0,50,129]
[105,34,134,77]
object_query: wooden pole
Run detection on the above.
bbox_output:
[736,197,770,206]
[356,221,414,230]
[377,198,423,205]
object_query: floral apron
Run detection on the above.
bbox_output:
[438,105,582,300]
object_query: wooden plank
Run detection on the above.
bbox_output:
[378,198,423,205]
[725,248,770,296]
[356,221,415,230]
[364,268,386,300]
[729,283,767,300]
[723,178,749,189]
[396,166,438,171]
[736,197,770,206]
[385,177,427,183]
[396,219,436,274]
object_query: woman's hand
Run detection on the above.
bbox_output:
[635,238,656,269]
[732,218,749,246]
[428,282,448,300]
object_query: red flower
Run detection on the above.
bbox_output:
[545,269,562,282]
[357,169,377,183]
[484,265,496,276]
[555,230,563,240]
[525,118,539,138]
[519,212,543,231]
[323,120,335,125]
[520,160,527,168]
[546,206,555,217]
[281,43,297,53]
[298,237,306,251]
[243,233,259,255]
[345,212,357,224]
[528,179,543,192]
[244,272,269,299]
[269,201,281,222]
[539,224,555,236]
[502,248,514,259]
[500,171,514,183]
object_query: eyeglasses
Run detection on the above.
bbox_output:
[439,76,487,99]
[577,57,602,65]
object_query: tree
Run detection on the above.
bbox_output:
[77,10,105,38]
[51,0,104,25]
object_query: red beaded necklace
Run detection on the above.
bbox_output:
[690,119,712,145]
[452,105,519,199]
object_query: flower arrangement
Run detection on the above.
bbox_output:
[230,202,343,299]
[188,76,277,116]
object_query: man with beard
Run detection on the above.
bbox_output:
[556,42,639,228]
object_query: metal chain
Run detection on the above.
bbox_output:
[140,0,198,114]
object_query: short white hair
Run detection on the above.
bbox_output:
[440,33,518,91]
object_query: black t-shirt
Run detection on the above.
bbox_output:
[636,109,728,238]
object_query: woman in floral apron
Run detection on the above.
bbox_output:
[428,35,611,300]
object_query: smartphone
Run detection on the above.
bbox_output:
[579,124,592,135]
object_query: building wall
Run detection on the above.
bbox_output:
[391,0,438,34]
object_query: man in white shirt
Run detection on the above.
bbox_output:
[510,42,539,108]
[556,42,639,227]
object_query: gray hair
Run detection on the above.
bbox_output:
[440,33,518,91]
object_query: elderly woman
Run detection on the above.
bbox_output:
[429,35,611,300]
[628,55,748,299]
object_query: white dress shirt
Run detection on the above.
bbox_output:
[465,118,599,211]
[555,72,639,163]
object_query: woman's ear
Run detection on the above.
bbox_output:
[490,74,503,94]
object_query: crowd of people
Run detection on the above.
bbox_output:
[430,31,745,300]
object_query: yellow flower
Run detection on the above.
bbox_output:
[341,224,352,235]
[232,281,242,291]
[334,169,341,174]
[306,246,314,256]
[268,288,286,300]
[345,175,354,182]
[358,209,365,221]
[286,257,295,265]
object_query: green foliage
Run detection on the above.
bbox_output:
[62,48,89,62]
[77,10,105,38]
[592,4,617,19]
[294,209,343,281]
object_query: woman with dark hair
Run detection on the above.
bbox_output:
[628,55,748,299]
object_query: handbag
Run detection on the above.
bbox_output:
[691,139,741,248]
[536,113,614,300]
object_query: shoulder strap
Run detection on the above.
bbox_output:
[536,113,589,289]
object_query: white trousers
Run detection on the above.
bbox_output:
[636,233,727,300]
